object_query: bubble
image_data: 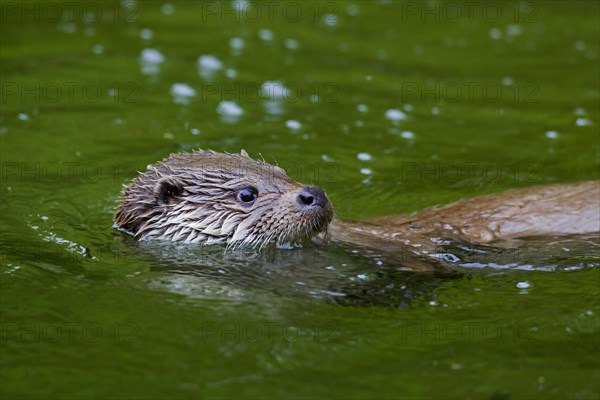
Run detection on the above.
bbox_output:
[502,76,514,86]
[140,28,153,40]
[197,55,223,79]
[506,24,523,36]
[261,81,288,100]
[346,3,359,16]
[229,37,245,50]
[170,83,196,105]
[385,108,407,121]
[161,3,175,15]
[323,13,338,27]
[357,152,372,161]
[198,54,223,70]
[217,101,244,117]
[286,120,301,130]
[59,23,76,34]
[258,29,274,41]
[284,38,299,50]
[140,48,164,64]
[489,28,502,40]
[576,118,592,126]
[92,44,104,55]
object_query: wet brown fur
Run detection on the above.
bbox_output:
[115,150,600,252]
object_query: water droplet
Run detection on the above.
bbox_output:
[92,44,104,55]
[357,104,368,113]
[258,29,274,41]
[229,37,245,50]
[385,108,407,121]
[140,28,153,40]
[323,13,338,27]
[217,101,243,123]
[261,81,288,100]
[345,3,359,16]
[576,118,592,126]
[140,48,164,64]
[170,83,196,105]
[284,38,299,50]
[225,68,237,78]
[357,152,372,161]
[197,55,223,79]
[489,28,502,40]
[506,24,523,36]
[285,120,301,131]
[59,23,76,34]
[516,281,531,289]
[161,3,175,15]
[502,76,514,86]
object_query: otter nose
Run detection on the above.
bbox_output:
[297,186,328,209]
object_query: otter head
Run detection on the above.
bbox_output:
[114,150,334,248]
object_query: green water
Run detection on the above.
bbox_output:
[1,1,599,399]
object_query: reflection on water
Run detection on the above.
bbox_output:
[119,233,598,307]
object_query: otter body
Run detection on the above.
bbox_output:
[114,150,599,253]
[328,181,599,256]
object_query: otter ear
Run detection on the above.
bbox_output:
[154,177,184,204]
[240,149,250,158]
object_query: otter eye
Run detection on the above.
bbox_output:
[238,187,258,205]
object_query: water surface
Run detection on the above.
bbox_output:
[1,1,599,399]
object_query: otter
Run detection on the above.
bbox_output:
[114,150,600,258]
[114,150,333,248]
